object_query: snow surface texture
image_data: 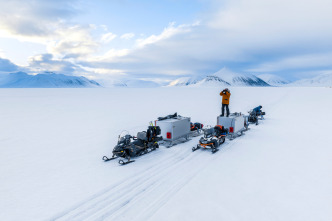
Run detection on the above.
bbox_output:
[0,72,101,88]
[169,68,270,87]
[0,87,331,221]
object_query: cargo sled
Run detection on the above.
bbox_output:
[192,125,228,153]
[102,125,162,165]
[155,112,191,147]
[217,112,247,140]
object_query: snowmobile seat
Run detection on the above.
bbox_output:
[136,131,148,141]
[214,125,227,137]
[204,128,214,137]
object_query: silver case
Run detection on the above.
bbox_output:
[156,116,191,141]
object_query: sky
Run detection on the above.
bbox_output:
[1,0,332,84]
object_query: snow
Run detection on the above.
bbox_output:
[168,76,204,86]
[0,87,331,221]
[0,72,101,88]
[213,67,249,84]
[257,74,289,86]
[208,67,268,86]
[168,68,269,87]
[124,79,160,88]
[291,72,332,87]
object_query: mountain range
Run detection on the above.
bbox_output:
[0,72,101,88]
[168,68,274,87]
[167,69,332,87]
[1,69,331,88]
[257,74,290,86]
[288,72,332,87]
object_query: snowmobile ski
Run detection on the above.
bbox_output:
[118,159,135,165]
[192,145,201,152]
[211,148,219,154]
[102,155,118,162]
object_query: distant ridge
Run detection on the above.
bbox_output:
[168,68,270,87]
[257,74,289,86]
[0,72,101,88]
[168,76,204,86]
[290,72,332,87]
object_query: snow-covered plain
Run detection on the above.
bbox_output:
[0,87,331,221]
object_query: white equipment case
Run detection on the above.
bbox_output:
[155,115,191,146]
[217,113,247,139]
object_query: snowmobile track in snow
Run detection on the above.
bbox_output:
[51,138,238,221]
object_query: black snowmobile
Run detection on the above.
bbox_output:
[247,105,266,125]
[102,125,162,165]
[192,125,228,153]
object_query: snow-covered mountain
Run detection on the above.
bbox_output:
[105,79,161,88]
[193,75,231,87]
[0,72,101,88]
[290,72,332,87]
[212,68,269,86]
[124,79,160,88]
[257,74,289,86]
[168,76,204,86]
[168,68,270,87]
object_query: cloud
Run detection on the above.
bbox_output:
[2,0,332,82]
[0,57,19,73]
[0,0,78,38]
[87,0,332,79]
[0,0,101,59]
[136,22,198,48]
[28,53,86,74]
[47,25,100,58]
[120,33,135,40]
[101,32,117,43]
[78,22,207,76]
[247,53,332,73]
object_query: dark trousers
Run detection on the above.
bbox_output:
[221,104,229,117]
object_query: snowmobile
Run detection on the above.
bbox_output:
[247,105,265,125]
[192,125,228,153]
[102,125,162,165]
[190,122,204,136]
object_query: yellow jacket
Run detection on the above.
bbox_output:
[220,91,231,104]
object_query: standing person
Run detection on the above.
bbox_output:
[220,88,231,117]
